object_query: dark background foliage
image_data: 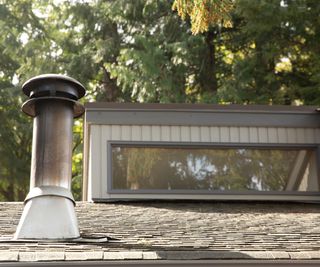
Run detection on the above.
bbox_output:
[0,0,319,200]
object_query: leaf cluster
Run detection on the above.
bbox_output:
[172,0,233,34]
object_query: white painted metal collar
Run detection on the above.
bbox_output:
[24,186,75,205]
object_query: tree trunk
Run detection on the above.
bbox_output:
[101,66,118,102]
[200,29,218,94]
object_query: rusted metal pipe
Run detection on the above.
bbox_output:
[30,99,74,189]
[14,74,85,240]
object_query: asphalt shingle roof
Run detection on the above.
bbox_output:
[0,201,320,262]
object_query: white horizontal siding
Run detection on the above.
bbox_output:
[98,125,320,144]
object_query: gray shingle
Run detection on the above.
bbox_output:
[307,251,320,259]
[103,252,124,260]
[289,251,312,259]
[36,252,65,261]
[0,251,18,261]
[270,251,290,259]
[19,252,37,262]
[65,252,87,261]
[0,202,319,262]
[142,251,160,260]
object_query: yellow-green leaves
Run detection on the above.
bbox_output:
[172,0,233,34]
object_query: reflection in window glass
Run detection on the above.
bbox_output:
[111,146,318,192]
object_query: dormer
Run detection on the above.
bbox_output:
[83,103,320,202]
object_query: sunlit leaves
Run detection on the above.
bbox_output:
[172,0,233,34]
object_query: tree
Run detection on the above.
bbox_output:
[0,0,320,200]
[0,85,32,201]
[219,0,320,105]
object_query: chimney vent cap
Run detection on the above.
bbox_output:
[22,74,86,99]
[22,96,85,118]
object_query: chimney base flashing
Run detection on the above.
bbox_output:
[25,186,75,205]
[14,195,80,240]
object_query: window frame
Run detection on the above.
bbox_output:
[106,141,320,199]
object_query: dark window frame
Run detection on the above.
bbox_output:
[107,141,320,198]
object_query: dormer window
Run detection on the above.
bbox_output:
[83,103,320,201]
[111,144,317,193]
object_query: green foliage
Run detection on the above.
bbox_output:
[220,0,320,104]
[0,0,320,200]
[0,84,32,201]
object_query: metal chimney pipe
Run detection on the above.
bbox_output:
[14,74,85,240]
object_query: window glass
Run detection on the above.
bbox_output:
[111,145,318,192]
